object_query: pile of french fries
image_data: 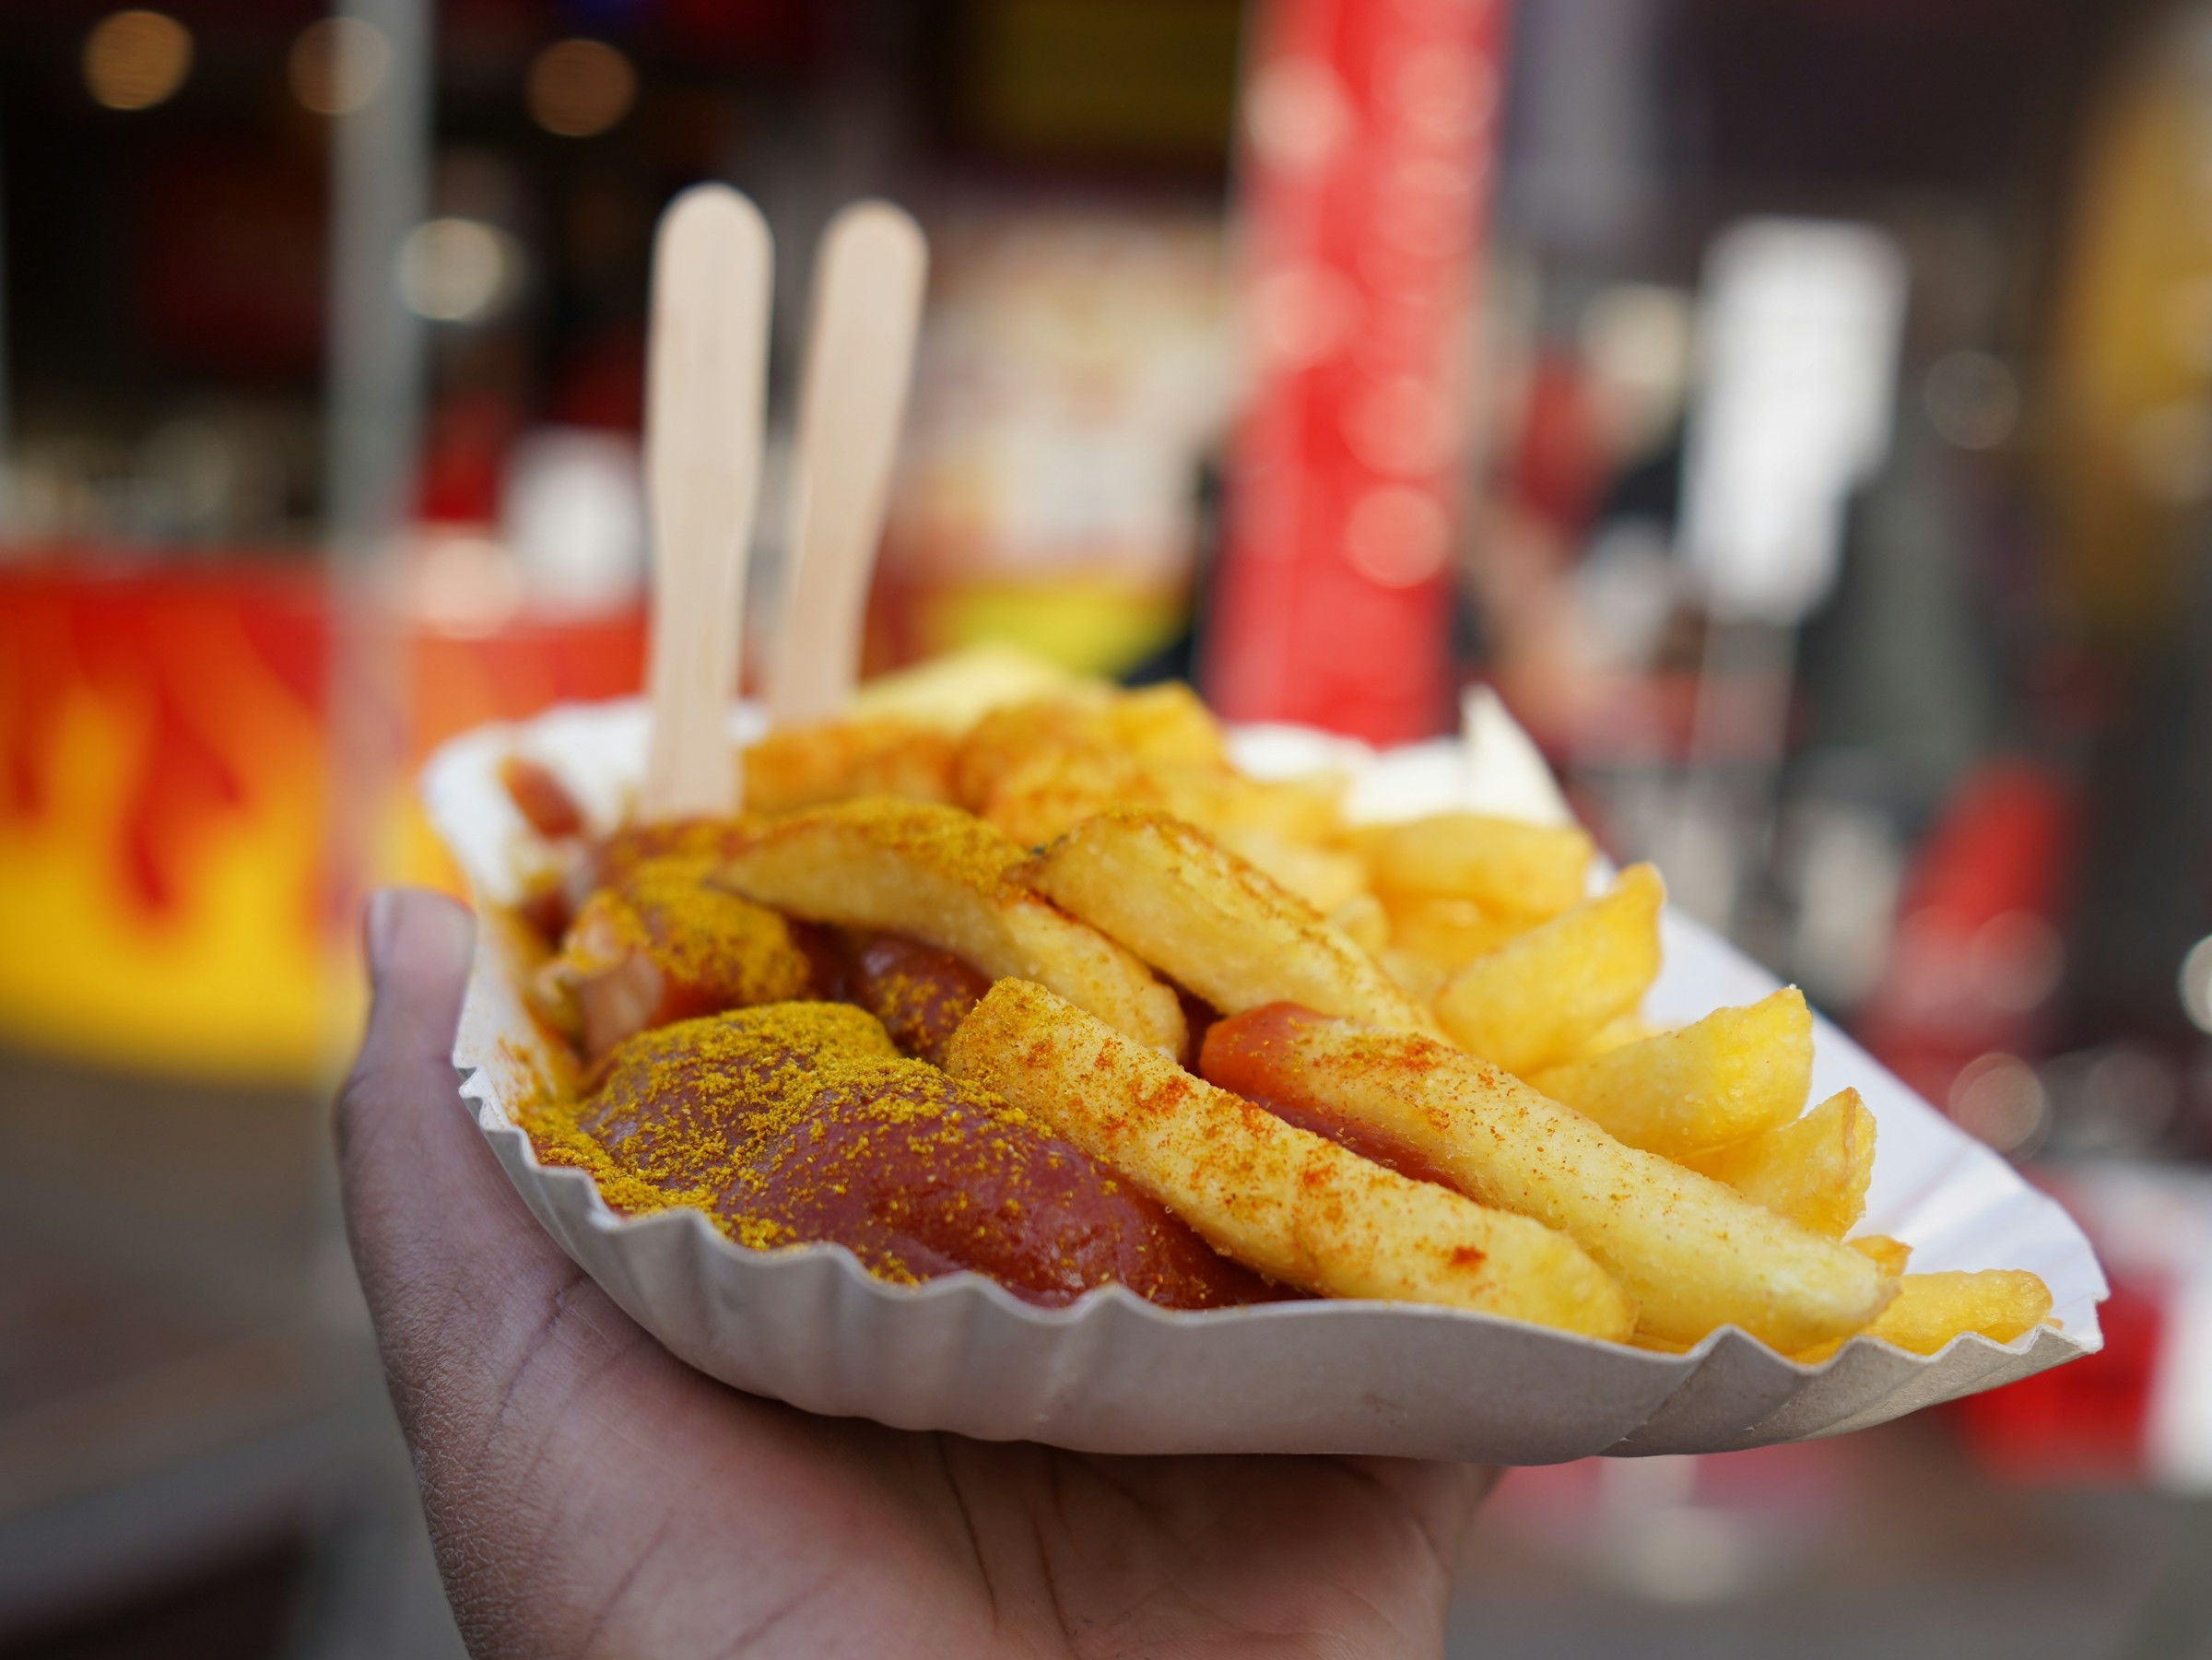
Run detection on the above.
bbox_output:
[535,669,2053,1360]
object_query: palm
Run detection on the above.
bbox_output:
[340,890,1487,1658]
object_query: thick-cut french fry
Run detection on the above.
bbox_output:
[1848,1235,1912,1277]
[1526,989,1813,1159]
[942,980,1638,1339]
[845,641,1080,733]
[1101,681,1228,767]
[1432,865,1665,1074]
[1682,1089,1875,1239]
[1380,892,1534,969]
[1152,765,1347,845]
[951,684,1344,858]
[1571,1012,1653,1062]
[741,714,955,814]
[1211,827,1369,913]
[1380,948,1449,1001]
[1794,1270,2053,1362]
[1016,808,1446,1039]
[717,799,1184,1054]
[951,697,1113,812]
[977,745,1158,848]
[1354,812,1594,918]
[1327,891,1391,955]
[1197,1004,1892,1349]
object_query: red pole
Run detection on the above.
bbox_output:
[1210,0,1506,743]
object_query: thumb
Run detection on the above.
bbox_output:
[335,886,492,1286]
[357,884,476,1089]
[336,884,603,1423]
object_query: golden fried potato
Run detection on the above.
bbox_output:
[1380,891,1534,970]
[1101,681,1229,768]
[1196,1005,1892,1350]
[942,980,1637,1339]
[1526,989,1813,1159]
[1571,1012,1653,1061]
[977,744,1159,848]
[950,697,1114,812]
[1683,1088,1875,1239]
[1432,864,1665,1074]
[1794,1270,2053,1362]
[1327,891,1391,955]
[741,714,955,815]
[717,799,1184,1054]
[1847,1234,1912,1277]
[847,642,1080,732]
[1379,948,1450,1001]
[1354,812,1594,918]
[1153,764,1346,845]
[1016,808,1446,1039]
[1210,827,1369,913]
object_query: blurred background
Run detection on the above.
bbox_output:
[2,0,2210,1654]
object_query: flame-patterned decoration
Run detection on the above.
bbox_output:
[0,561,643,1082]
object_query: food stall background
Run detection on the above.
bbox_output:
[3,0,2210,1653]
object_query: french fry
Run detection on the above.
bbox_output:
[1016,808,1446,1039]
[942,980,1638,1339]
[977,744,1158,848]
[1794,1270,2053,1362]
[1197,1004,1892,1349]
[1354,812,1594,918]
[1682,1089,1875,1239]
[1848,1235,1912,1277]
[951,697,1114,812]
[1327,892,1391,955]
[1381,892,1535,970]
[1571,1012,1653,1061]
[1211,827,1370,913]
[953,684,1343,860]
[1101,681,1229,768]
[717,799,1185,1054]
[1153,765,1347,845]
[1432,865,1665,1074]
[741,714,955,814]
[846,641,1081,732]
[1525,989,1813,1159]
[1380,948,1449,1001]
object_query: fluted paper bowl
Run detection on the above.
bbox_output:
[422,699,2102,1462]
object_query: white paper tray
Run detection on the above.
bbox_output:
[424,698,2104,1463]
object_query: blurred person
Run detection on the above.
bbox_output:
[335,888,1493,1657]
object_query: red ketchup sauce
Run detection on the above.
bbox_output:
[499,755,587,839]
[837,931,992,1065]
[1199,1003,1462,1192]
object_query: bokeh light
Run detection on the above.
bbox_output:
[2180,936,2212,1034]
[1243,56,1351,170]
[1949,1053,2049,1155]
[396,218,524,324]
[289,18,393,117]
[82,10,192,112]
[1344,485,1451,588]
[526,39,637,138]
[1924,349,2020,451]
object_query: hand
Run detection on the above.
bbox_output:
[337,888,1492,1659]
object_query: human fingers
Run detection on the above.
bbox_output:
[336,886,573,1291]
[335,889,605,1442]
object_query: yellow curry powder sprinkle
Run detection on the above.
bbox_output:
[740,799,1028,898]
[518,1001,1038,1277]
[611,855,814,999]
